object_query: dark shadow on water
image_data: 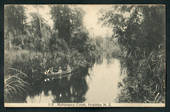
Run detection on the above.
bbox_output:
[8,67,89,103]
[45,67,88,103]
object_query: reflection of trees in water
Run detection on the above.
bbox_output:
[8,64,89,103]
[96,54,113,65]
[96,51,119,65]
[42,67,89,103]
[95,55,104,64]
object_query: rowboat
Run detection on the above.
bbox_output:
[44,66,72,81]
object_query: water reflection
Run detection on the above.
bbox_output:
[85,58,121,103]
[26,91,54,103]
[26,58,121,103]
[26,67,88,103]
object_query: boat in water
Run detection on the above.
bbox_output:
[44,65,72,81]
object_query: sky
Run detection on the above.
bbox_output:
[78,5,113,38]
[24,5,113,38]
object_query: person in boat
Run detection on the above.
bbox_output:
[44,69,50,75]
[49,67,53,73]
[57,66,62,74]
[67,64,71,72]
[44,67,54,76]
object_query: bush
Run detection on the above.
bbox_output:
[100,5,165,103]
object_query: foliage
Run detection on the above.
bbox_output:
[4,5,27,50]
[4,5,98,102]
[50,5,97,68]
[4,5,26,35]
[50,5,84,42]
[100,5,165,103]
[4,67,29,102]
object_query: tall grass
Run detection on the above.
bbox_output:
[4,68,30,102]
[4,49,45,102]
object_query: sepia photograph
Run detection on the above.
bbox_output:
[4,4,166,107]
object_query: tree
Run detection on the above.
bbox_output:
[4,5,27,49]
[5,5,26,34]
[50,5,97,68]
[29,12,52,52]
[100,5,165,103]
[50,5,84,44]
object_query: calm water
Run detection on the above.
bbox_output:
[26,58,121,103]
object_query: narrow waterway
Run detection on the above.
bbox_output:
[26,58,121,103]
[85,58,121,103]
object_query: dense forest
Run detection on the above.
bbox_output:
[4,5,165,103]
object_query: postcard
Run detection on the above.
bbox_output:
[4,4,166,107]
